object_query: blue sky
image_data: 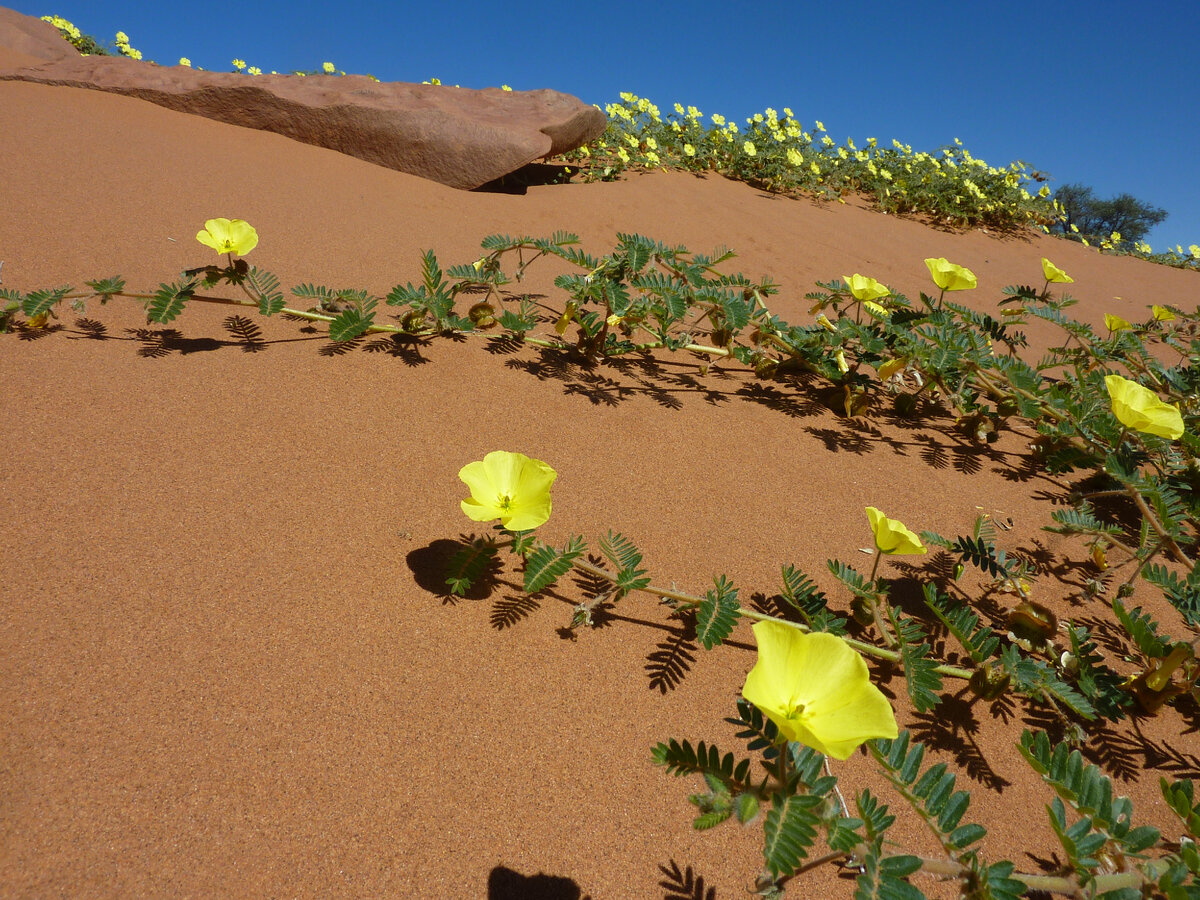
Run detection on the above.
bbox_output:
[14,0,1199,251]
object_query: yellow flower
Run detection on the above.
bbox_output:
[1190,245,1200,259]
[606,313,623,328]
[501,84,512,91]
[815,313,837,333]
[742,622,898,760]
[195,218,259,256]
[743,141,757,156]
[1041,258,1073,283]
[866,507,926,555]
[247,66,262,76]
[179,57,191,67]
[1152,305,1176,322]
[1104,313,1132,333]
[835,349,849,373]
[232,59,246,70]
[459,451,557,531]
[682,143,696,157]
[115,31,129,44]
[322,61,335,74]
[1105,375,1184,440]
[863,301,889,319]
[924,257,977,291]
[786,148,803,166]
[877,358,907,380]
[842,274,890,302]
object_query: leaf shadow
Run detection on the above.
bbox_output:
[907,690,1012,790]
[658,859,717,900]
[646,610,699,694]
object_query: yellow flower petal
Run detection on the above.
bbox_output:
[1104,313,1132,333]
[1104,375,1184,440]
[743,623,898,760]
[866,506,926,555]
[842,274,891,302]
[459,451,557,531]
[924,257,976,291]
[196,218,258,256]
[877,357,907,380]
[1041,258,1073,283]
[1152,305,1176,322]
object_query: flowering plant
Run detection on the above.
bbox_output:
[742,621,897,759]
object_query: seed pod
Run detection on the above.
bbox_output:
[754,356,778,379]
[969,664,1010,700]
[894,393,919,417]
[401,310,426,333]
[1008,599,1058,643]
[850,597,875,626]
[468,301,497,329]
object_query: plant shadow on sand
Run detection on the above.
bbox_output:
[495,343,1064,485]
[487,865,589,900]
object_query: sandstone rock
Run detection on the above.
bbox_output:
[0,8,606,190]
[0,7,78,62]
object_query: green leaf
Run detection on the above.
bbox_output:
[246,266,285,316]
[444,539,498,596]
[1000,645,1096,719]
[828,559,874,599]
[22,285,70,317]
[1112,598,1171,658]
[779,564,846,633]
[147,279,196,324]
[1160,778,1200,838]
[84,276,126,300]
[887,608,943,712]
[923,583,1000,663]
[692,807,732,830]
[695,575,740,649]
[735,792,759,824]
[422,249,444,296]
[292,283,335,304]
[951,535,1013,578]
[947,823,987,850]
[523,536,585,594]
[328,299,376,341]
[1143,561,1200,627]
[762,792,821,876]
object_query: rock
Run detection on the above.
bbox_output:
[0,7,606,190]
[0,6,79,66]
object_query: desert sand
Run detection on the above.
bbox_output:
[2,65,1199,899]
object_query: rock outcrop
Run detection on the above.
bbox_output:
[0,7,606,190]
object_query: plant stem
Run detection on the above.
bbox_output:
[1125,484,1194,566]
[566,555,973,680]
[791,845,1170,896]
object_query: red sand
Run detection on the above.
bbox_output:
[2,76,1199,899]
